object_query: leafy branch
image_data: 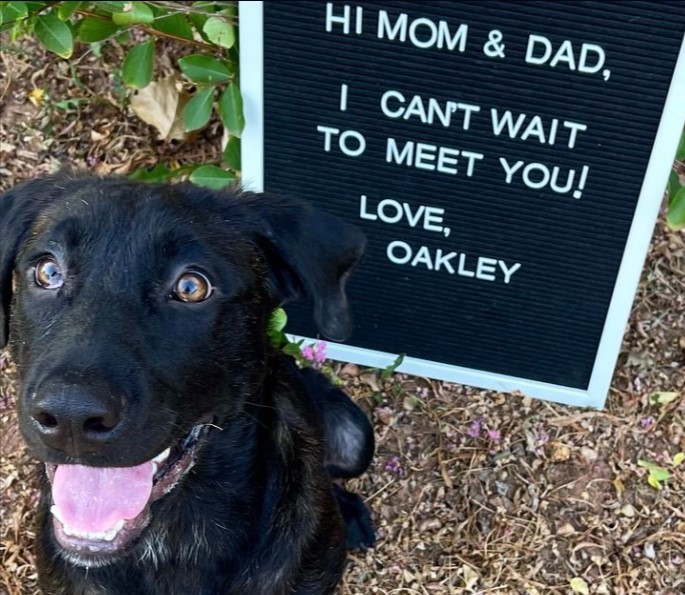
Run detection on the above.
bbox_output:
[0,0,243,188]
[74,8,217,51]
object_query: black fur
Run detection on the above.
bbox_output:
[0,172,374,595]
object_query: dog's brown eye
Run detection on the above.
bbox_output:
[173,271,213,303]
[35,258,64,290]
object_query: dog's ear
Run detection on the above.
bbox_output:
[0,176,59,348]
[242,193,366,342]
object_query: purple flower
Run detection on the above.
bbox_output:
[312,341,327,363]
[301,342,326,368]
[301,345,315,361]
[384,455,404,475]
[536,428,550,445]
[487,428,501,442]
[466,418,482,438]
[639,416,655,429]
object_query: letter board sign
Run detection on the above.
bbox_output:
[239,1,685,408]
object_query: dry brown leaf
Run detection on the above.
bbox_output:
[549,441,571,462]
[359,372,380,392]
[340,363,359,376]
[129,76,189,141]
[620,504,636,518]
[462,564,479,589]
[612,477,625,497]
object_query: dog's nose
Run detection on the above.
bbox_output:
[30,387,123,456]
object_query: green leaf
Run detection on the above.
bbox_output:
[1,2,28,25]
[202,16,234,48]
[152,13,194,40]
[641,461,670,489]
[178,54,233,84]
[281,343,302,358]
[381,353,405,380]
[183,87,214,131]
[129,164,194,183]
[649,467,671,482]
[268,308,288,334]
[114,29,129,44]
[78,17,120,42]
[53,97,88,110]
[24,1,47,11]
[647,474,662,490]
[189,165,235,190]
[128,164,172,183]
[191,1,217,10]
[90,40,103,57]
[58,1,82,20]
[676,128,685,162]
[649,391,679,406]
[647,467,671,486]
[220,3,237,18]
[222,136,241,170]
[112,2,153,25]
[667,186,685,230]
[188,11,209,40]
[218,83,244,137]
[35,14,73,58]
[122,39,154,89]
[668,170,681,203]
[672,452,685,467]
[267,307,288,347]
[90,1,125,12]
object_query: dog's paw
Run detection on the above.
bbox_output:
[332,484,375,551]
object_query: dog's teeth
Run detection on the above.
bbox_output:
[53,507,125,542]
[50,505,66,524]
[153,447,171,465]
[102,520,125,542]
[152,447,171,477]
[152,448,171,464]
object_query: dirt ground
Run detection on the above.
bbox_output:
[1,40,684,595]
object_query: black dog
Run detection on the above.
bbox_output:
[0,172,375,594]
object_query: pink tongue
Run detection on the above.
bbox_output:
[52,462,154,533]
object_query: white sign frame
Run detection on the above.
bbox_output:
[238,0,685,408]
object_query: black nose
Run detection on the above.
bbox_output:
[30,385,123,457]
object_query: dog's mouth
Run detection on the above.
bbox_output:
[46,420,213,561]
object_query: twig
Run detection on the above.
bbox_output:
[75,10,217,52]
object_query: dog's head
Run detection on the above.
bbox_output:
[0,172,365,564]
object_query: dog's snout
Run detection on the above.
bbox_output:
[30,386,124,456]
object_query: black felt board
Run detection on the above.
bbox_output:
[260,1,685,389]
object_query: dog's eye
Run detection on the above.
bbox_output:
[173,271,213,303]
[35,258,64,290]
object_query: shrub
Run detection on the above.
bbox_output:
[0,0,242,188]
